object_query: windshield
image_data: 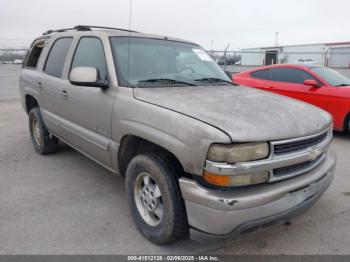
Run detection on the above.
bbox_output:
[110,37,230,87]
[311,67,350,86]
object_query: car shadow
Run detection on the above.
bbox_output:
[333,131,349,141]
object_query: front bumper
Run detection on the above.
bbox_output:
[179,151,336,242]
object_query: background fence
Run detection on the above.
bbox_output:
[209,49,350,71]
[1,48,350,76]
[0,48,27,64]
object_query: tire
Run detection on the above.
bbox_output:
[28,107,59,154]
[346,114,350,132]
[125,153,188,244]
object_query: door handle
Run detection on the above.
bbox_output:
[62,90,69,100]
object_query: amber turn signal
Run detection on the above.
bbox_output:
[203,171,231,187]
[203,170,269,187]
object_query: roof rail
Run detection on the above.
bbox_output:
[42,25,91,35]
[75,25,139,33]
[42,25,138,35]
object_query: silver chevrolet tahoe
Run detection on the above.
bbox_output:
[19,25,336,244]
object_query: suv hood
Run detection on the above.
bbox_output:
[134,85,332,142]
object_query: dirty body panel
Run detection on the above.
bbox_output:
[111,87,231,175]
[134,85,332,142]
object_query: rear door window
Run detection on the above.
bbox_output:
[251,69,270,80]
[44,38,73,78]
[269,68,317,84]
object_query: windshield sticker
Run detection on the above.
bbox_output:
[192,49,212,61]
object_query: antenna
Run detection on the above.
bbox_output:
[127,0,133,88]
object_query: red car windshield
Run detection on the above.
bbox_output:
[311,67,350,86]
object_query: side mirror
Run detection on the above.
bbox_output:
[304,79,320,87]
[69,67,109,89]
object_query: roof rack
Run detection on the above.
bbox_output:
[78,25,139,33]
[42,25,138,35]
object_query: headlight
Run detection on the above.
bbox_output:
[207,142,269,163]
[204,142,270,187]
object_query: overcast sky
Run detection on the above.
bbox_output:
[1,0,350,50]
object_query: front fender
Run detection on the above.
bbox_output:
[112,89,231,176]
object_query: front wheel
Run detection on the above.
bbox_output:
[125,153,188,244]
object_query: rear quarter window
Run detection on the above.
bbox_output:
[24,40,46,68]
[251,69,270,80]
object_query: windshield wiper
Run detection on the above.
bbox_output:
[194,77,236,85]
[137,78,197,87]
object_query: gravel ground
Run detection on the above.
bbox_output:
[0,65,350,254]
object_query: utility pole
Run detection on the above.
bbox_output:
[209,40,214,57]
[223,43,230,71]
[275,32,279,47]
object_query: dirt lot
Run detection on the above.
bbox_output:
[0,65,350,254]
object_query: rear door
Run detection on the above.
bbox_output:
[40,37,73,136]
[266,67,330,111]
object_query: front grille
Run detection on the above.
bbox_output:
[273,154,324,177]
[274,132,327,155]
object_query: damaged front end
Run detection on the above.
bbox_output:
[179,127,336,242]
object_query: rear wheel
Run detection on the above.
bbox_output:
[125,153,188,244]
[29,107,59,154]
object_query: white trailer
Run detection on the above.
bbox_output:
[282,44,326,65]
[240,48,264,66]
[240,42,350,68]
[328,44,350,68]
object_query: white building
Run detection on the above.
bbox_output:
[241,42,350,68]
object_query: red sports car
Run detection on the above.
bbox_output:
[233,64,350,132]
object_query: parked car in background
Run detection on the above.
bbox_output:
[14,59,23,64]
[233,64,350,132]
[296,58,317,64]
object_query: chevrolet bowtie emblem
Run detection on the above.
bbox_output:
[309,148,322,161]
